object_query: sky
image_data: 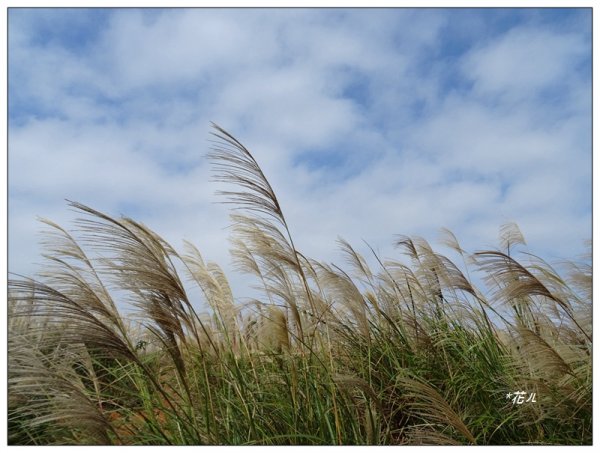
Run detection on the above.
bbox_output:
[7,7,592,304]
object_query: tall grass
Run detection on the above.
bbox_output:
[8,124,592,445]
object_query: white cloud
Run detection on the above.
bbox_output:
[8,9,591,303]
[461,26,589,101]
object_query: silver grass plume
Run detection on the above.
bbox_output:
[208,123,317,341]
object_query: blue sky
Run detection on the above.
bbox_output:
[8,8,592,299]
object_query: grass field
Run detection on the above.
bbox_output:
[8,125,592,445]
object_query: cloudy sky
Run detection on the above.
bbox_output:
[8,8,592,300]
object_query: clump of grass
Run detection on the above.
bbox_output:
[8,124,592,445]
